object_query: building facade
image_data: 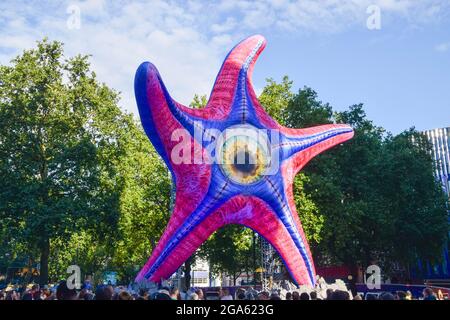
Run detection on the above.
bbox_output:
[190,258,221,288]
[424,127,450,203]
[422,127,450,279]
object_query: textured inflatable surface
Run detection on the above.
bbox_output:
[134,35,354,286]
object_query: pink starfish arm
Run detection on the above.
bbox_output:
[134,63,212,282]
[178,34,267,120]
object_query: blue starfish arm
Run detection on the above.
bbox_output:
[277,124,354,163]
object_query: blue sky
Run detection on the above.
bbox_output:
[0,0,449,134]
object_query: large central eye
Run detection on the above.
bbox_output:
[233,150,256,174]
[217,125,271,185]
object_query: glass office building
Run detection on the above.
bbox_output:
[422,127,450,279]
[424,127,450,203]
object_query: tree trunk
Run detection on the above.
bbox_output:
[184,256,193,290]
[38,140,50,286]
[39,238,50,285]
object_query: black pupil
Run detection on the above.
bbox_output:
[233,150,256,174]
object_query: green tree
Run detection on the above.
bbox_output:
[190,94,208,109]
[262,81,448,280]
[109,118,171,283]
[0,39,172,284]
[315,104,387,272]
[285,86,333,128]
[375,129,448,275]
[258,76,293,123]
[0,39,121,284]
[293,173,324,244]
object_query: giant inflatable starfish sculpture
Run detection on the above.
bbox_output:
[134,35,354,286]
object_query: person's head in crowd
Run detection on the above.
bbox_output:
[285,292,292,300]
[118,291,133,300]
[94,286,105,300]
[56,280,78,300]
[330,290,350,300]
[19,285,27,294]
[366,293,378,300]
[95,285,114,300]
[396,291,407,300]
[195,288,204,300]
[437,290,444,300]
[353,294,362,300]
[41,288,51,300]
[0,292,5,300]
[245,290,256,300]
[170,287,180,300]
[405,291,412,300]
[160,286,170,292]
[235,288,245,299]
[45,289,57,300]
[220,288,233,300]
[153,291,172,300]
[379,292,395,300]
[106,285,115,299]
[81,281,92,291]
[326,289,334,300]
[258,291,270,300]
[292,291,300,300]
[270,293,281,300]
[31,284,40,300]
[78,288,88,300]
[310,291,318,300]
[300,292,310,300]
[237,292,246,300]
[422,288,436,300]
[189,293,199,300]
[84,293,95,300]
[157,288,171,300]
[139,288,149,300]
[6,290,20,301]
[22,292,33,300]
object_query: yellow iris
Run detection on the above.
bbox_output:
[220,135,269,185]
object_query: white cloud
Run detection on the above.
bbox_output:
[435,42,450,52]
[0,0,228,113]
[211,17,237,34]
[0,0,449,115]
[214,0,450,33]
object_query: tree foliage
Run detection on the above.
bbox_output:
[274,80,448,278]
[0,39,171,284]
[189,94,208,109]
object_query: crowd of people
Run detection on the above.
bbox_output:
[0,281,446,300]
